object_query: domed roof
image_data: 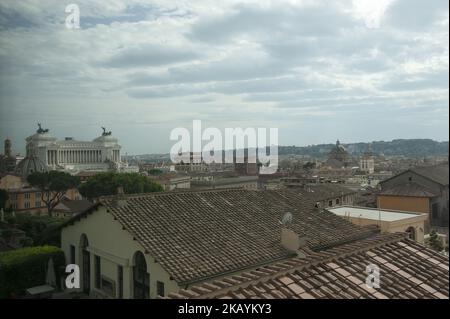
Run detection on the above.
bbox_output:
[334,140,347,153]
[327,139,349,163]
[336,145,346,152]
[15,156,48,179]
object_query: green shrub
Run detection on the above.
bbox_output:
[9,214,65,247]
[0,246,65,298]
[426,230,444,252]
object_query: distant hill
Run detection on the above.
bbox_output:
[279,139,449,158]
[127,139,449,161]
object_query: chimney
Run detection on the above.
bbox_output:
[113,186,127,208]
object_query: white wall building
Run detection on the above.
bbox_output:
[24,125,136,173]
[327,206,427,243]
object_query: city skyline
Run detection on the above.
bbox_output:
[2,125,449,157]
[0,0,449,154]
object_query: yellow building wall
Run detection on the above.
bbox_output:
[389,221,425,244]
[377,195,430,214]
[65,188,81,200]
[0,174,23,189]
[6,188,80,215]
[7,191,47,214]
[61,207,179,299]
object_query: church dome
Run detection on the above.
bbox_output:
[327,139,349,164]
[15,156,48,179]
[334,140,347,152]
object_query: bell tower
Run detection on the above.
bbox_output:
[4,138,12,157]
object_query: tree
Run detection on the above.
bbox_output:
[0,189,8,210]
[78,172,163,200]
[27,171,80,217]
[302,161,316,171]
[426,230,444,252]
[149,168,163,176]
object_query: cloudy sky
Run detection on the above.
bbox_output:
[0,0,448,155]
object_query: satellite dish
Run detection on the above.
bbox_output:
[281,212,293,226]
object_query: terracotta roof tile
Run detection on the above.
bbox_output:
[299,292,315,299]
[278,276,294,286]
[379,182,437,198]
[169,234,449,299]
[287,283,305,295]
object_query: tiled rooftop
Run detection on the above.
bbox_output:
[290,184,357,202]
[97,189,378,284]
[167,233,449,299]
[410,164,449,186]
[379,182,437,198]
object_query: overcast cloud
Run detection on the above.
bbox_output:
[0,0,448,154]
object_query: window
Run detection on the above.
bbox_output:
[24,193,31,199]
[24,201,30,208]
[35,201,41,207]
[336,198,340,205]
[95,255,101,289]
[408,177,412,181]
[36,192,41,198]
[406,227,416,241]
[117,266,123,299]
[157,281,165,297]
[70,245,76,264]
[133,251,149,299]
[80,234,90,294]
[328,200,333,207]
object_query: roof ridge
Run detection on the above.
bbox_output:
[99,188,314,202]
[99,188,253,201]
